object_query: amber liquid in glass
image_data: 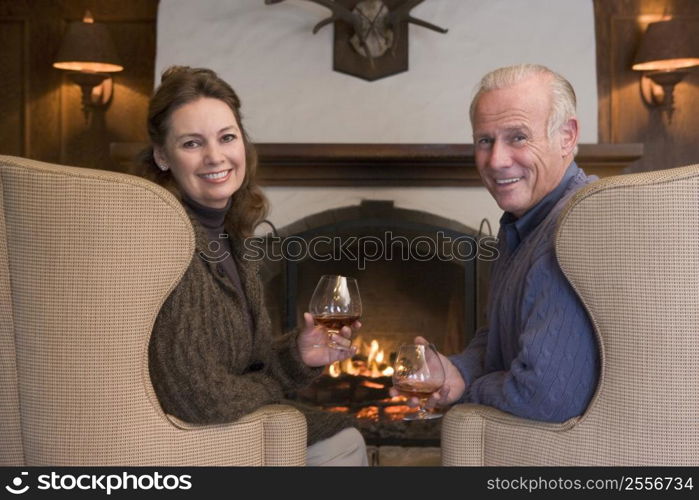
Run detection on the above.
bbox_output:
[313,314,360,331]
[394,382,439,400]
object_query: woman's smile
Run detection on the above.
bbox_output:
[198,169,233,182]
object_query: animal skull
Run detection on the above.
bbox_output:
[266,0,447,62]
[350,0,393,59]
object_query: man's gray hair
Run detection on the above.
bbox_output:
[469,64,578,154]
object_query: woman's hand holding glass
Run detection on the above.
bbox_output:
[298,312,360,366]
[308,275,362,349]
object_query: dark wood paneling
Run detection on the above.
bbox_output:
[594,0,699,171]
[0,19,25,156]
[0,0,158,170]
[112,142,644,187]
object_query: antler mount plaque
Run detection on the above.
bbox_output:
[266,0,448,81]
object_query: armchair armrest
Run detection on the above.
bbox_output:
[163,404,306,466]
[442,404,579,466]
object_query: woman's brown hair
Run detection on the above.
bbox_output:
[139,66,268,238]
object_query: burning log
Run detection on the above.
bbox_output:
[292,336,442,446]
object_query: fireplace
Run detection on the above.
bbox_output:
[257,199,493,446]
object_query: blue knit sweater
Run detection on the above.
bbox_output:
[449,163,599,422]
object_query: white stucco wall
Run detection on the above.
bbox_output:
[156,0,597,230]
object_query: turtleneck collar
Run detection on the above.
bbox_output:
[181,193,232,230]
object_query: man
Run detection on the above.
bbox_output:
[401,64,599,422]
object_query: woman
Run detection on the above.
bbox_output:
[142,66,367,466]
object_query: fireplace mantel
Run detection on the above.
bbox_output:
[111,142,643,186]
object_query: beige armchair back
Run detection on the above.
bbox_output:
[442,165,699,465]
[0,155,305,466]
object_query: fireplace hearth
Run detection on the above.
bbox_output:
[296,372,442,446]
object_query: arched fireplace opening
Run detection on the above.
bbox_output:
[254,199,494,446]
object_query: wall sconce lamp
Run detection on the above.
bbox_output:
[53,10,123,121]
[632,18,699,122]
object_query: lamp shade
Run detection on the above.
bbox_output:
[633,18,699,71]
[53,16,123,73]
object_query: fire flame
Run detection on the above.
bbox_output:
[328,336,394,378]
[328,362,341,378]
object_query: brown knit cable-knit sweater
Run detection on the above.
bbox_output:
[148,207,353,445]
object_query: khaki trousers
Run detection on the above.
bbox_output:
[306,428,368,466]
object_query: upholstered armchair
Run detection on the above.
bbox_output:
[442,165,699,466]
[0,155,306,466]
